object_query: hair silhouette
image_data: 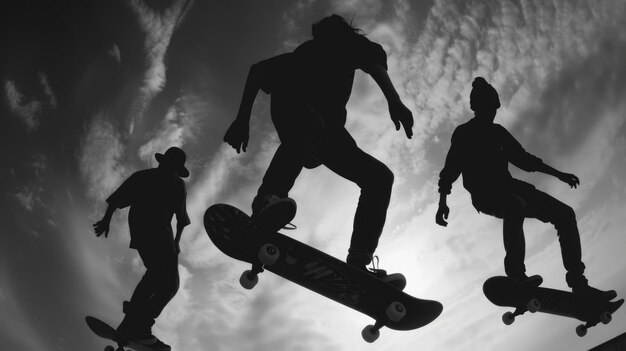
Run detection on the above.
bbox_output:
[470,77,501,111]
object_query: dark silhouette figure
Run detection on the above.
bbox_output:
[223,15,413,286]
[94,146,190,351]
[436,77,616,300]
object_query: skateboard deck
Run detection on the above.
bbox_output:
[85,316,156,351]
[483,276,624,337]
[203,203,443,342]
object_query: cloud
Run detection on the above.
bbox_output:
[14,189,37,211]
[38,72,57,108]
[138,104,190,164]
[4,79,42,131]
[79,114,128,202]
[127,0,194,121]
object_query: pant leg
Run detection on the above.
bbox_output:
[131,245,180,320]
[474,191,528,277]
[518,185,586,287]
[315,129,394,266]
[257,95,324,198]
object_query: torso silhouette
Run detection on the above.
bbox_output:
[257,34,386,128]
[439,118,543,197]
[107,168,188,249]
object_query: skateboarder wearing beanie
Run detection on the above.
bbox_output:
[93,146,190,351]
[223,14,413,287]
[435,77,616,300]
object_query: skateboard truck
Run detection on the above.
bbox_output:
[575,311,612,337]
[362,301,407,343]
[502,298,541,325]
[240,243,280,289]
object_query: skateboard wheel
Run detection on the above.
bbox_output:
[385,301,407,322]
[527,298,541,313]
[502,312,515,325]
[239,270,259,289]
[258,244,280,266]
[600,311,612,324]
[361,325,380,343]
[576,324,587,337]
[104,346,114,351]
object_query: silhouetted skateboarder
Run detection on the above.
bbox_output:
[224,15,414,287]
[435,77,616,300]
[93,146,190,351]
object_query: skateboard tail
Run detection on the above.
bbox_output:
[385,299,443,330]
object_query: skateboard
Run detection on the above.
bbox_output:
[483,276,624,337]
[203,203,443,343]
[85,316,156,351]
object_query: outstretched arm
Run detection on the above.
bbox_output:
[536,162,580,188]
[364,63,413,139]
[93,203,116,238]
[502,127,579,188]
[223,63,264,153]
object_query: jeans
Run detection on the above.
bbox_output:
[473,179,586,287]
[127,243,180,323]
[258,95,394,266]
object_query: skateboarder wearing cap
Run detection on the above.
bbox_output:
[93,146,191,351]
[223,14,414,287]
[435,77,616,300]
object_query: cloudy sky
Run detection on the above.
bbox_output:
[2,0,626,350]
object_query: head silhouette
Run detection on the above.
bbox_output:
[470,77,500,122]
[312,14,362,43]
[155,146,189,178]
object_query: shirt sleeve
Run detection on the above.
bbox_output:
[351,35,388,72]
[501,127,543,172]
[106,172,139,209]
[175,180,191,227]
[438,128,464,195]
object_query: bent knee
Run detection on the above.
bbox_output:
[553,204,576,227]
[360,163,394,191]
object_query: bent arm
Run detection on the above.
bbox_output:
[364,63,401,104]
[236,63,264,122]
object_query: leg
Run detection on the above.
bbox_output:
[473,191,528,280]
[315,129,394,268]
[519,187,586,287]
[501,195,528,279]
[255,97,323,210]
[119,245,179,338]
[142,251,179,320]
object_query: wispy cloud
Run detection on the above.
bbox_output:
[127,0,193,123]
[79,114,128,202]
[4,79,42,131]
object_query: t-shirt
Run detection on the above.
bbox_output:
[107,168,190,249]
[257,34,388,127]
[438,118,543,196]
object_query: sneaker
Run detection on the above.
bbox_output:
[251,195,297,232]
[140,335,172,351]
[572,283,617,301]
[508,274,543,287]
[366,256,407,291]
